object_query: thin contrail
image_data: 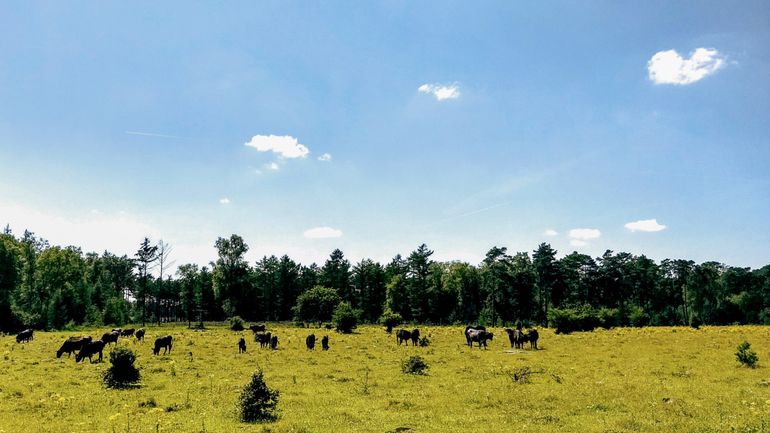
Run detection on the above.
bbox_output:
[125,131,180,139]
[420,202,510,229]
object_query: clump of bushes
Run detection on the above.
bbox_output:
[418,336,431,347]
[332,302,360,334]
[238,369,280,423]
[548,305,601,334]
[229,316,245,331]
[379,309,402,334]
[103,347,140,389]
[736,341,758,368]
[401,356,428,375]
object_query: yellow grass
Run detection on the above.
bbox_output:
[1,324,770,433]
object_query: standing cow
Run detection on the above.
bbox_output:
[269,335,278,350]
[153,336,173,355]
[238,337,247,353]
[135,328,145,341]
[306,334,316,350]
[321,335,329,351]
[16,329,34,343]
[465,326,493,349]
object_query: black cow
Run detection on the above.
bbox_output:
[527,329,539,350]
[396,329,412,346]
[76,340,105,363]
[306,334,316,350]
[135,328,145,341]
[410,329,421,346]
[101,331,119,345]
[16,329,33,343]
[504,328,527,349]
[269,335,278,350]
[57,336,92,358]
[238,337,247,353]
[249,324,266,333]
[465,326,493,349]
[153,336,173,355]
[255,332,272,348]
[121,328,135,337]
[321,335,329,351]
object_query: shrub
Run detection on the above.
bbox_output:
[736,341,758,368]
[628,306,650,327]
[103,347,140,389]
[238,369,279,423]
[418,336,431,347]
[402,355,428,375]
[293,286,342,325]
[229,316,245,331]
[378,309,402,333]
[690,316,702,329]
[548,305,600,334]
[597,308,619,329]
[332,302,360,334]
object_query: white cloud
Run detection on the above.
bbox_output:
[266,162,280,171]
[544,229,558,236]
[244,135,310,159]
[625,218,666,232]
[569,228,601,240]
[418,83,461,101]
[219,197,230,205]
[647,48,726,85]
[303,226,343,239]
[318,153,332,162]
[570,239,588,247]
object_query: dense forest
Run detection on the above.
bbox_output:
[0,227,768,332]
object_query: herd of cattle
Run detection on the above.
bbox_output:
[12,322,540,363]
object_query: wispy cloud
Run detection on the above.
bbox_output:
[647,48,726,85]
[569,228,601,248]
[244,135,310,159]
[418,83,461,101]
[125,131,180,139]
[219,197,230,205]
[303,226,343,239]
[544,229,558,236]
[266,162,280,171]
[318,153,332,162]
[625,218,666,232]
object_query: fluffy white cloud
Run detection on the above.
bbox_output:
[318,153,332,162]
[303,226,343,239]
[219,197,230,205]
[647,48,726,85]
[625,218,666,232]
[569,228,601,240]
[244,135,310,158]
[544,229,558,236]
[418,83,460,101]
[266,162,280,171]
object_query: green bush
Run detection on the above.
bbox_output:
[402,355,428,375]
[597,308,619,329]
[229,316,245,331]
[238,369,279,423]
[332,302,360,334]
[548,305,600,334]
[103,347,140,389]
[293,286,342,325]
[378,309,402,333]
[736,341,758,368]
[628,306,650,327]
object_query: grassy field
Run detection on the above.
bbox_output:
[1,324,769,433]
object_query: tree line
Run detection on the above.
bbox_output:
[0,227,768,331]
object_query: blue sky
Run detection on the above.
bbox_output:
[1,1,769,270]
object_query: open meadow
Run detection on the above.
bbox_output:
[2,325,770,433]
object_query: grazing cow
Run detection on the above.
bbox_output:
[135,328,145,341]
[306,334,316,350]
[101,331,119,345]
[76,340,105,363]
[321,335,329,351]
[238,337,247,353]
[153,336,173,355]
[396,329,412,346]
[465,326,493,349]
[56,336,92,358]
[121,328,135,337]
[249,324,266,333]
[504,328,528,349]
[254,332,272,348]
[16,329,34,343]
[269,335,278,350]
[527,329,539,350]
[410,329,421,346]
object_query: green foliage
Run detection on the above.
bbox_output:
[378,308,402,333]
[736,341,758,368]
[103,347,140,389]
[418,336,431,347]
[293,286,342,324]
[102,297,129,326]
[548,305,601,334]
[238,369,279,423]
[229,315,245,331]
[597,307,619,329]
[401,355,429,375]
[332,302,360,333]
[628,306,650,327]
